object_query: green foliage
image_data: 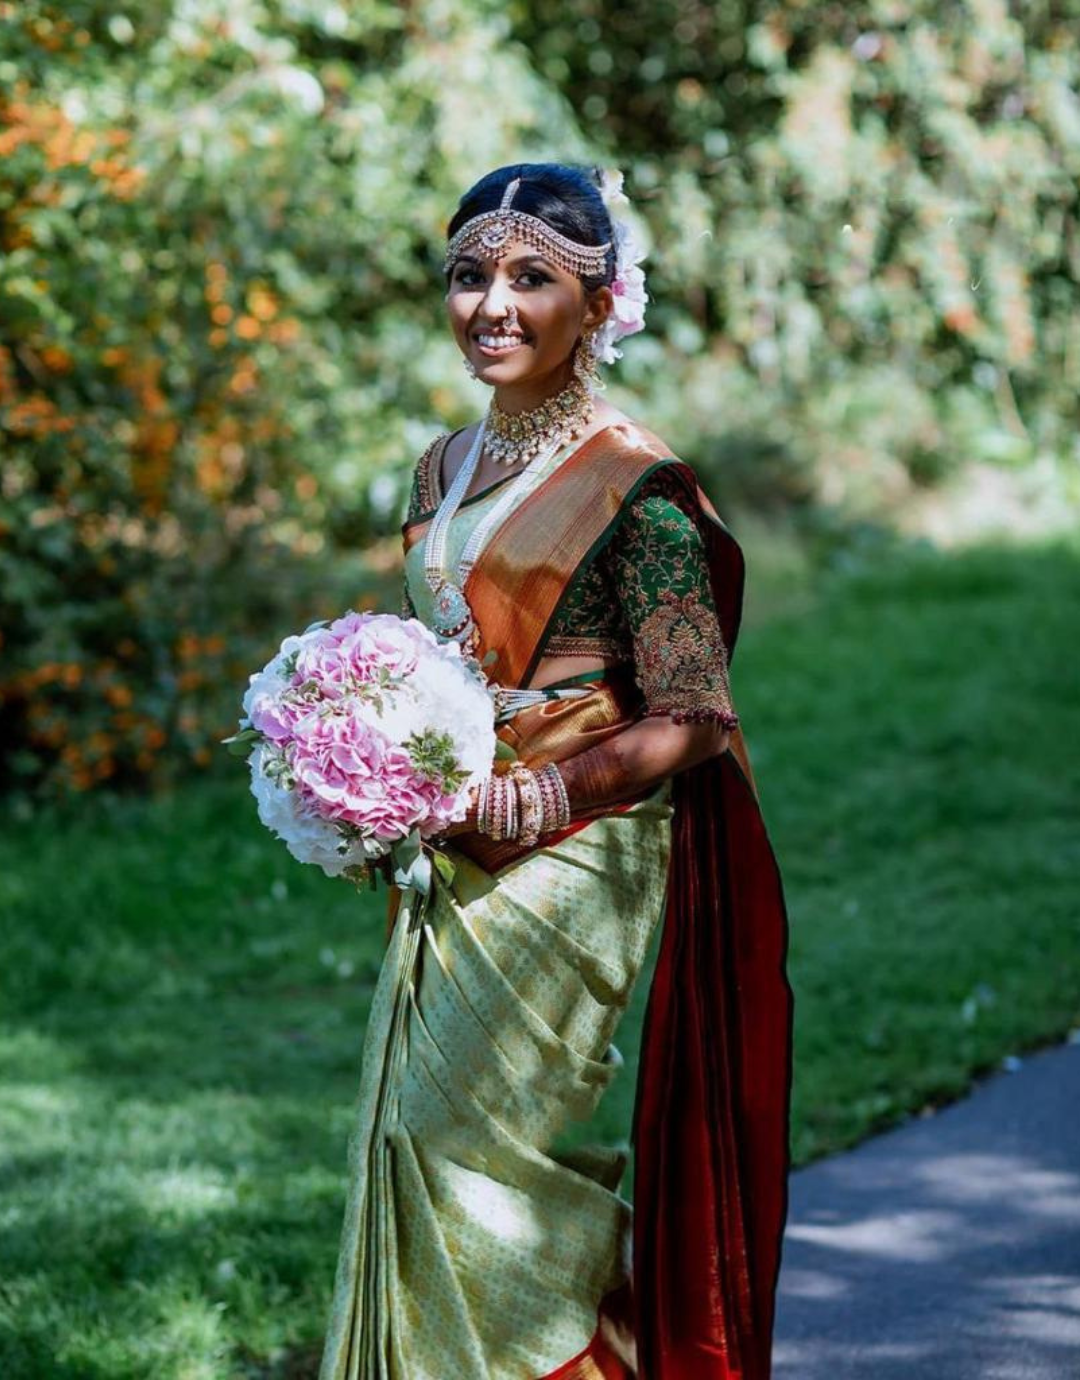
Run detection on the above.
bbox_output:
[513,0,1080,505]
[0,0,587,794]
[405,728,468,790]
[2,0,1079,795]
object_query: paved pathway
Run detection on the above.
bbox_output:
[774,1039,1080,1378]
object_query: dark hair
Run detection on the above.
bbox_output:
[445,162,616,291]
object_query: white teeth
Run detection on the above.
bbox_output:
[477,334,522,348]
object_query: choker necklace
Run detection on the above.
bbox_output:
[484,371,594,465]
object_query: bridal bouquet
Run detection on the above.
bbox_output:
[225,611,495,888]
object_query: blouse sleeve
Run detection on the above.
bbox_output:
[403,451,427,528]
[605,478,739,729]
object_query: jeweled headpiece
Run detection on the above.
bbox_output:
[442,177,612,278]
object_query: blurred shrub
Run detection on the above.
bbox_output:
[2,0,1078,795]
[513,0,1080,508]
[0,0,586,795]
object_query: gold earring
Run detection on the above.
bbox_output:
[572,330,603,393]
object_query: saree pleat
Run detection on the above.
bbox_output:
[318,786,673,1380]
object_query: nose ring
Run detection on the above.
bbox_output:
[502,303,519,329]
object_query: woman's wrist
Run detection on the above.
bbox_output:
[435,788,480,839]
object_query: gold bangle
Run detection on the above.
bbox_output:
[505,773,518,840]
[510,763,543,846]
[494,775,507,842]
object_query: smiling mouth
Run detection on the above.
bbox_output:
[474,333,527,355]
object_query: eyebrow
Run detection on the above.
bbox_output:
[453,252,553,270]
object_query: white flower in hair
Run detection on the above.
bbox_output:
[592,166,649,365]
[597,167,630,211]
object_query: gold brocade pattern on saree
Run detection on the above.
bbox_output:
[317,789,673,1380]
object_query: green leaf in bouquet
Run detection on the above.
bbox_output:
[343,862,375,890]
[405,729,468,790]
[221,727,262,756]
[430,847,457,888]
[494,739,518,761]
[392,829,431,895]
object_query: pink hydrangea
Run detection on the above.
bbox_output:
[294,611,429,691]
[291,706,436,843]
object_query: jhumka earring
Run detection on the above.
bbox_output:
[462,356,477,378]
[572,328,604,393]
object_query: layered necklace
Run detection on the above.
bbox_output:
[423,378,594,647]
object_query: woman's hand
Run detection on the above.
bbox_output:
[555,714,730,818]
[434,787,480,840]
[434,714,729,845]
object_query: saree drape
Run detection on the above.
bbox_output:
[318,788,674,1379]
[319,422,794,1380]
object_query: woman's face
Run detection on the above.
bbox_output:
[445,236,612,387]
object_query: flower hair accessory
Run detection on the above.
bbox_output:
[591,166,649,366]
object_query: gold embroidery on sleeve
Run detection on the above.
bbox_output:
[635,589,739,727]
[542,633,624,659]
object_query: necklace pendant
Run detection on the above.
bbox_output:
[430,580,475,644]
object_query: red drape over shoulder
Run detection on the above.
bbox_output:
[628,448,794,1380]
[631,750,793,1379]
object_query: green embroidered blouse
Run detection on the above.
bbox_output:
[401,433,738,728]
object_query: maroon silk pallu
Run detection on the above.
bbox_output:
[402,421,795,1379]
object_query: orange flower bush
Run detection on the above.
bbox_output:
[2,3,517,797]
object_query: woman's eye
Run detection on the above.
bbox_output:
[452,268,550,288]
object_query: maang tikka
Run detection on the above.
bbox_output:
[449,176,611,458]
[444,177,612,278]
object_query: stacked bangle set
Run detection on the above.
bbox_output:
[477,762,571,846]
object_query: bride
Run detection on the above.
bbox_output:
[318,161,794,1380]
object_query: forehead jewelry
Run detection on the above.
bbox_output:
[444,177,611,278]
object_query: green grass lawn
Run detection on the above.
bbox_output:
[2,538,1078,1379]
